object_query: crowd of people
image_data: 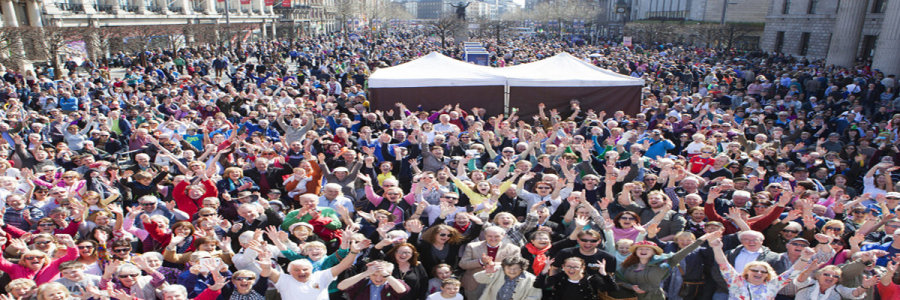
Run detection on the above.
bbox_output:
[0,29,898,300]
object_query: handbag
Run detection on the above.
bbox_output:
[678,265,705,298]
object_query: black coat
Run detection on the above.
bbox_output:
[244,166,292,194]
[534,272,618,300]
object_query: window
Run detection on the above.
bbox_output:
[807,0,817,14]
[782,0,791,14]
[775,31,785,53]
[799,32,811,55]
[873,0,888,13]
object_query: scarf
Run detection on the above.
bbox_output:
[453,222,470,234]
[525,243,551,275]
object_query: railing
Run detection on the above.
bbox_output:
[170,6,183,12]
[643,10,688,20]
[216,8,224,13]
[228,8,238,13]
[95,4,115,13]
[147,5,164,12]
[240,8,249,13]
[120,4,139,12]
[252,9,260,13]
[57,2,85,12]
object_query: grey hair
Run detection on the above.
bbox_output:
[160,285,187,298]
[142,251,163,262]
[116,264,141,276]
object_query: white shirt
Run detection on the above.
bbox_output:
[427,292,464,300]
[274,270,335,300]
[734,248,761,273]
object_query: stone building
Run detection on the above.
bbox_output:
[633,0,768,23]
[761,0,900,76]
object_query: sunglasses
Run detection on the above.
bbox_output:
[22,256,43,261]
[77,245,94,250]
[117,274,140,278]
[140,203,156,206]
[200,214,215,217]
[112,248,131,253]
[579,239,599,243]
[620,216,636,221]
[782,229,799,234]
[535,187,552,190]
[38,223,55,227]
[438,233,451,237]
[788,242,807,247]
[234,276,255,281]
[824,226,842,232]
[831,240,845,246]
[442,196,459,200]
[748,269,768,274]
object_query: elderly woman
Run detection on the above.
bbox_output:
[99,257,168,300]
[535,257,617,300]
[6,278,37,299]
[0,234,77,284]
[710,235,815,300]
[216,167,259,197]
[610,231,715,300]
[35,282,73,300]
[176,251,233,298]
[473,256,542,300]
[793,265,875,300]
[172,171,217,217]
[158,276,226,300]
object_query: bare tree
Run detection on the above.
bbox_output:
[0,27,30,70]
[31,25,92,79]
[428,17,461,47]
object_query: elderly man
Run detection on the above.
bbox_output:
[131,195,189,228]
[764,221,815,253]
[710,230,785,300]
[459,226,521,300]
[278,112,315,144]
[244,157,292,196]
[126,153,165,174]
[318,183,355,219]
[337,260,410,300]
[227,200,284,250]
[267,239,367,300]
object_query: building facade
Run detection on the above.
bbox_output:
[631,0,768,23]
[760,0,900,75]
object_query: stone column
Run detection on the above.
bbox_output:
[135,0,148,14]
[261,20,267,36]
[873,0,900,76]
[204,0,215,14]
[80,0,98,14]
[252,0,262,14]
[825,0,867,68]
[180,0,192,13]
[25,0,42,26]
[1,0,19,27]
[270,20,276,38]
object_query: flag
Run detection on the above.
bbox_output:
[282,0,290,7]
[240,0,250,5]
[264,0,273,6]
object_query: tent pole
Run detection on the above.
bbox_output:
[504,84,510,115]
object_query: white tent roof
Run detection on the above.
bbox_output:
[499,52,645,87]
[368,52,506,88]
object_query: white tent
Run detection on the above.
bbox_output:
[498,52,644,87]
[367,52,506,88]
[367,52,645,116]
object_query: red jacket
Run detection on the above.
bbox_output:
[173,179,217,219]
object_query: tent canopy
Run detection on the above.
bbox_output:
[367,52,507,88]
[498,52,645,87]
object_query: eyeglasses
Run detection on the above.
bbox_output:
[438,233,451,237]
[821,273,841,279]
[200,214,214,217]
[702,151,714,154]
[112,248,131,253]
[117,274,140,278]
[579,239,599,243]
[77,245,94,250]
[535,187,551,190]
[441,196,459,200]
[788,242,807,247]
[831,240,845,246]
[824,226,842,232]
[782,229,799,234]
[38,223,55,227]
[234,276,255,281]
[140,202,156,206]
[748,269,768,274]
[22,256,42,261]
[563,265,581,270]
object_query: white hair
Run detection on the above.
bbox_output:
[160,285,187,298]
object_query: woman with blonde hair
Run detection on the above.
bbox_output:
[35,282,72,300]
[0,234,78,284]
[215,167,258,197]
[710,235,816,300]
[794,264,874,300]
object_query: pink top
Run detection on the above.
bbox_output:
[0,247,77,284]
[365,184,416,224]
[611,226,641,242]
